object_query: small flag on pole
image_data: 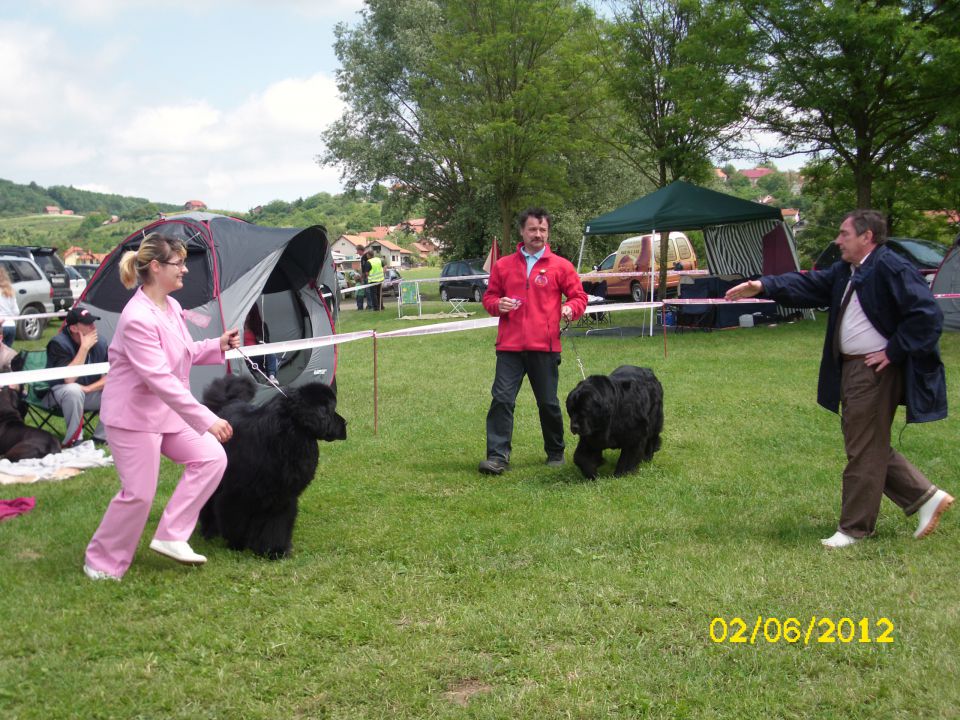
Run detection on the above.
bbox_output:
[482,238,500,272]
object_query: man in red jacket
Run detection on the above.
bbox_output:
[479,208,588,475]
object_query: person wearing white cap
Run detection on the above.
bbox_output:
[43,304,108,446]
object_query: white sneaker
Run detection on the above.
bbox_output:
[821,531,859,548]
[149,539,207,565]
[914,490,954,539]
[83,564,120,581]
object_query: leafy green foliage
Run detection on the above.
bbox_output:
[746,0,960,209]
[3,315,960,717]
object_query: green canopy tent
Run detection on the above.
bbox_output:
[579,180,805,331]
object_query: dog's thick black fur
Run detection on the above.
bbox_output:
[0,386,61,461]
[198,375,347,559]
[565,365,663,480]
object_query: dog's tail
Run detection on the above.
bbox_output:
[202,374,257,413]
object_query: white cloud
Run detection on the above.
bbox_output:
[1,9,352,210]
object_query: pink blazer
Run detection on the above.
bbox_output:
[100,288,225,435]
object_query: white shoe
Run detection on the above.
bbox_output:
[821,531,859,548]
[83,564,120,581]
[149,539,207,565]
[914,490,954,539]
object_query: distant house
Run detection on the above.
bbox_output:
[44,206,60,215]
[740,168,775,187]
[64,246,99,265]
[713,168,728,182]
[332,234,368,258]
[184,200,207,211]
[61,209,74,216]
[781,208,800,224]
[412,239,439,261]
[366,238,412,268]
[358,226,391,242]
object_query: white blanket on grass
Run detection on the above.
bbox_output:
[0,441,113,485]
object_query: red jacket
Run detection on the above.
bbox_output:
[483,243,588,352]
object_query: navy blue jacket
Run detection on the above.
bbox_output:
[761,244,946,423]
[46,328,109,389]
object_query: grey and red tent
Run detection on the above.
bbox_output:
[80,212,338,399]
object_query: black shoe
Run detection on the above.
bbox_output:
[545,454,565,468]
[479,458,508,475]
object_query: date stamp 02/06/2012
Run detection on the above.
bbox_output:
[709,616,895,645]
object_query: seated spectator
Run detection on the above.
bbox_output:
[44,305,108,446]
[243,303,278,381]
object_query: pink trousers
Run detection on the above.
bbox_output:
[84,424,227,577]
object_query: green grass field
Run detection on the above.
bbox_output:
[2,310,959,719]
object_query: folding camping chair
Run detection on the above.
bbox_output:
[397,280,422,318]
[18,350,100,439]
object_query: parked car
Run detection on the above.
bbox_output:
[0,245,73,312]
[812,236,946,284]
[379,268,403,297]
[73,263,101,282]
[0,254,54,341]
[336,270,347,290]
[440,258,489,303]
[593,232,698,301]
[66,265,87,301]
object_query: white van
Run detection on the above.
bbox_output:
[593,232,697,301]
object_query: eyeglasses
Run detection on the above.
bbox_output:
[159,259,186,269]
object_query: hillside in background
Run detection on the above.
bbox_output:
[0,178,409,256]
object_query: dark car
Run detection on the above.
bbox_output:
[813,236,946,283]
[439,258,489,303]
[0,245,73,311]
[73,263,101,282]
[379,268,403,297]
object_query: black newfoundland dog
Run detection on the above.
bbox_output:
[0,386,61,461]
[565,365,663,480]
[198,375,347,559]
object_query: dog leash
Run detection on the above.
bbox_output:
[561,319,587,381]
[234,345,288,397]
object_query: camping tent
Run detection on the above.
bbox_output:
[80,212,339,399]
[581,180,807,325]
[931,236,960,331]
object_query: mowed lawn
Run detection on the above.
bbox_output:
[2,308,959,719]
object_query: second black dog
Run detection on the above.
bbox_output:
[198,375,347,559]
[565,365,663,480]
[0,386,61,461]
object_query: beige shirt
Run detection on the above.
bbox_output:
[838,251,887,355]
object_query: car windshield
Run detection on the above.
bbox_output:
[891,238,945,267]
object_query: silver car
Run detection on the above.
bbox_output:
[0,255,54,341]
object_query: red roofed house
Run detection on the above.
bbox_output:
[366,238,412,268]
[44,206,61,214]
[331,234,367,259]
[713,168,728,182]
[184,200,207,211]
[740,168,775,186]
[412,239,439,261]
[781,208,800,225]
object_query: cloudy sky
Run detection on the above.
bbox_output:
[0,0,364,211]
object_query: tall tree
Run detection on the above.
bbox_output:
[746,0,960,210]
[321,0,603,257]
[602,0,758,296]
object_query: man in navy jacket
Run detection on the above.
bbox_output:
[726,209,952,547]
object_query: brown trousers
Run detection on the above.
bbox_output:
[839,359,937,537]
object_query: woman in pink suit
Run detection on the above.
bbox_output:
[83,232,240,581]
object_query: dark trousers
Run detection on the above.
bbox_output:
[485,351,564,463]
[367,283,382,310]
[838,358,937,537]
